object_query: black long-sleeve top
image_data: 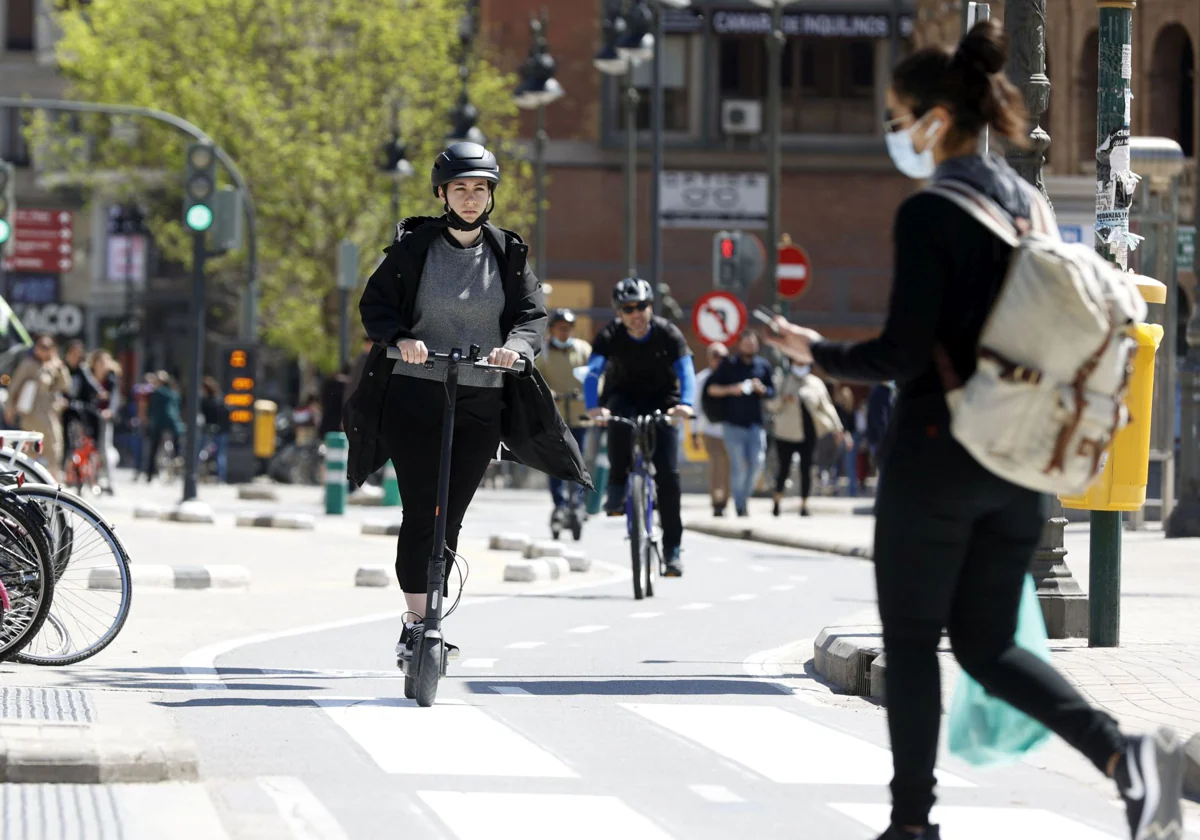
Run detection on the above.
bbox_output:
[812,156,1033,426]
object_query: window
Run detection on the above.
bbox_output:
[5,0,35,51]
[0,109,31,166]
[616,35,695,133]
[719,36,878,135]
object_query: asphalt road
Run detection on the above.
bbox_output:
[148,496,1164,840]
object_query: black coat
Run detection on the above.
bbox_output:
[345,216,593,490]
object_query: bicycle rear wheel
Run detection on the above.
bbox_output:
[10,485,132,666]
[629,474,648,600]
[0,492,55,660]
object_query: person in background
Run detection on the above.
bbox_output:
[88,350,121,494]
[146,371,184,483]
[200,376,231,483]
[694,342,731,517]
[706,331,774,517]
[766,361,841,517]
[536,308,592,515]
[834,385,861,497]
[867,381,898,483]
[320,365,351,438]
[5,335,71,481]
[132,372,159,480]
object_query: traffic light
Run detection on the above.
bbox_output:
[183,142,216,232]
[712,230,765,291]
[0,160,14,257]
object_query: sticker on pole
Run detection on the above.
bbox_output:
[692,291,747,346]
[777,242,812,301]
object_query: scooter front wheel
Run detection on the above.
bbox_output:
[414,637,441,708]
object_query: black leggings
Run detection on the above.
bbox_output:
[875,416,1124,828]
[773,436,815,499]
[382,377,503,594]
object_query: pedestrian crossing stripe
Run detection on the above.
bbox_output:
[418,792,675,840]
[830,803,1119,839]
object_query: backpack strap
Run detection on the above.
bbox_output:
[924,180,1022,247]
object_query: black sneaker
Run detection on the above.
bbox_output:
[663,546,683,577]
[604,485,625,517]
[875,826,940,840]
[395,621,424,665]
[1115,728,1185,840]
[772,499,781,517]
[713,505,726,517]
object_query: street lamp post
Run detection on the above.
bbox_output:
[448,0,485,147]
[514,11,565,280]
[595,2,636,276]
[381,102,415,228]
[1004,0,1090,639]
[749,0,789,313]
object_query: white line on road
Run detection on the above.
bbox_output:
[830,804,1116,839]
[748,564,770,573]
[769,584,795,592]
[629,612,662,619]
[418,792,675,840]
[569,625,608,634]
[489,686,533,697]
[729,594,758,602]
[316,698,575,777]
[623,703,971,788]
[461,658,498,669]
[688,784,745,803]
[679,603,712,611]
[258,776,350,840]
[506,641,545,649]
[789,575,809,582]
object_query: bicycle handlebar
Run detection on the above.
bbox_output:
[384,344,527,374]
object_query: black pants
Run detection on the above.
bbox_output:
[605,394,682,552]
[382,377,503,594]
[875,410,1124,828]
[773,436,815,500]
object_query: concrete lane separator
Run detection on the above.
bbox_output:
[684,519,873,560]
[355,566,392,587]
[237,484,280,501]
[0,721,199,783]
[362,520,401,536]
[88,564,250,591]
[503,556,571,583]
[132,501,216,525]
[812,625,885,699]
[489,533,532,552]
[236,512,316,531]
[562,549,591,573]
[523,540,566,559]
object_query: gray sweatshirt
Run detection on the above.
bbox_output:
[399,232,507,389]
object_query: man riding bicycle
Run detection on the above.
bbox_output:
[585,277,695,577]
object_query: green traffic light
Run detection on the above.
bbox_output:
[186,204,213,232]
[0,219,10,244]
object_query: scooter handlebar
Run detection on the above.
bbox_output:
[384,344,526,374]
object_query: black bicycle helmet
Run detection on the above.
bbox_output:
[549,308,576,326]
[612,277,654,306]
[430,142,500,198]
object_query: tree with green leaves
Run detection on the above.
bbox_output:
[36,0,532,371]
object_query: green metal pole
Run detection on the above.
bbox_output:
[1089,0,1136,649]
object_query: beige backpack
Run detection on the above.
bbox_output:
[925,179,1147,495]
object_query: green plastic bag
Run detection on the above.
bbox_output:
[947,574,1053,766]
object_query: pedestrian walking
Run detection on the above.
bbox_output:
[766,362,841,517]
[695,342,731,516]
[761,20,1184,840]
[146,372,184,483]
[5,335,71,481]
[536,308,592,513]
[200,376,231,483]
[706,331,774,517]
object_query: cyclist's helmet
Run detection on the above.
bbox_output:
[549,308,576,326]
[612,277,654,307]
[430,142,501,198]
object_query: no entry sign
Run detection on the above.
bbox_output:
[777,242,811,301]
[692,290,747,346]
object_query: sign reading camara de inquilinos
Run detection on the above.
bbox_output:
[659,171,767,230]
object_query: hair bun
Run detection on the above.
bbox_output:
[954,19,1008,77]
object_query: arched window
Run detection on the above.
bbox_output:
[1148,24,1195,158]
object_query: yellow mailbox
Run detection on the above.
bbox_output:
[1059,276,1165,512]
[253,399,278,460]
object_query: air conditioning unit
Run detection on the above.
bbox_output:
[721,99,763,135]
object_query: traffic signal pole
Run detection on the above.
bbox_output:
[183,230,207,503]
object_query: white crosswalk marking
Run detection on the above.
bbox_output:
[729,593,758,602]
[679,603,712,611]
[258,776,350,840]
[315,698,575,777]
[490,686,533,697]
[461,658,498,668]
[830,803,1119,839]
[630,612,663,619]
[622,703,971,787]
[114,783,232,839]
[506,641,545,649]
[569,625,608,634]
[689,784,745,803]
[418,792,675,840]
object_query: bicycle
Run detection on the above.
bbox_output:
[64,421,103,497]
[604,413,675,601]
[549,390,586,542]
[0,481,55,661]
[385,343,526,708]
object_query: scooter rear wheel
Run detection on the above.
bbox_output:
[414,637,441,708]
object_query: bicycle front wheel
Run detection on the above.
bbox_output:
[629,474,649,600]
[0,493,55,660]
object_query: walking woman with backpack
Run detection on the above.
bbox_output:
[762,21,1183,840]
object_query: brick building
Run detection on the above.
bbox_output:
[481,0,1198,348]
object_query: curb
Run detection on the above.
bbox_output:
[0,722,199,783]
[89,565,249,590]
[236,512,315,531]
[503,557,571,583]
[812,625,883,697]
[133,502,216,525]
[355,566,392,587]
[489,533,532,552]
[237,485,279,501]
[362,521,401,536]
[684,521,873,560]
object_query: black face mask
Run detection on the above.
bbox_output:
[443,192,496,232]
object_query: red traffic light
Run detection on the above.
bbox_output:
[720,237,736,259]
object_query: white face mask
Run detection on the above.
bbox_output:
[885,116,942,180]
[792,365,811,378]
[550,337,574,350]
